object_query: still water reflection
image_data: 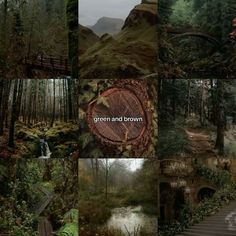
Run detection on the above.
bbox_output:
[106,206,157,235]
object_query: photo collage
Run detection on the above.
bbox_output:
[0,0,236,236]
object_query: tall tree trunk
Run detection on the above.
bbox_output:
[171,79,176,120]
[67,78,73,120]
[210,79,217,125]
[66,0,78,80]
[8,80,19,147]
[63,79,67,122]
[186,79,191,118]
[0,80,11,135]
[215,79,225,155]
[50,79,56,127]
[2,0,8,54]
[105,159,108,200]
[95,158,99,193]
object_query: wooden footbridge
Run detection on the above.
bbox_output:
[24,55,71,76]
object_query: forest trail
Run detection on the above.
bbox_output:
[186,129,216,157]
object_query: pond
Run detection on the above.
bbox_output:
[106,206,157,235]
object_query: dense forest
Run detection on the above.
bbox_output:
[0,0,77,61]
[0,159,78,235]
[159,79,236,158]
[0,0,78,158]
[79,159,158,236]
[0,79,79,158]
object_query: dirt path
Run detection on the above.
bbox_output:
[186,129,217,157]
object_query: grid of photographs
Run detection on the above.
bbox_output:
[1,0,236,236]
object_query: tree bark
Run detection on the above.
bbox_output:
[215,79,225,155]
[50,79,56,127]
[8,80,19,147]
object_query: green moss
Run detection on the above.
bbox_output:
[80,20,157,79]
[45,123,79,144]
[56,222,78,236]
[15,123,43,142]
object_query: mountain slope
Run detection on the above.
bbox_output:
[79,1,158,79]
[79,24,99,54]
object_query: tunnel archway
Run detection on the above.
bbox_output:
[197,187,216,202]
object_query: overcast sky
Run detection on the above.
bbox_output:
[108,159,144,172]
[79,0,140,26]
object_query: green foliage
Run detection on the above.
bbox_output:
[192,0,236,41]
[158,0,177,24]
[56,223,78,236]
[194,161,231,188]
[158,123,190,158]
[63,209,78,224]
[0,184,38,236]
[96,95,110,108]
[170,0,194,27]
[79,199,111,225]
[56,209,78,236]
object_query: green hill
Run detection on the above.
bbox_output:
[79,2,157,79]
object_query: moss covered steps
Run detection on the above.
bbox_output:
[177,201,236,236]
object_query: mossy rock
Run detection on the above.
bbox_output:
[24,142,39,157]
[45,123,79,144]
[15,124,42,142]
[52,141,77,158]
[52,144,68,158]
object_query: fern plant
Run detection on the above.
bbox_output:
[56,209,78,236]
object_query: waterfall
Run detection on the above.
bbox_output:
[39,139,52,159]
[40,139,45,157]
[45,142,52,158]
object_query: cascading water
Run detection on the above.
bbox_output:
[45,142,52,158]
[39,139,52,159]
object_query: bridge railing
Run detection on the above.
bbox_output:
[24,55,70,72]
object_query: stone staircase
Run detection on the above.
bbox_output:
[177,201,236,236]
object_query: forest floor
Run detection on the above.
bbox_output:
[186,127,236,158]
[224,128,236,157]
[185,128,217,158]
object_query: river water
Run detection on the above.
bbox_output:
[106,206,157,235]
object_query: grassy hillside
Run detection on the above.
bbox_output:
[79,3,157,79]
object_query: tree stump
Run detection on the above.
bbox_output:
[87,79,152,156]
